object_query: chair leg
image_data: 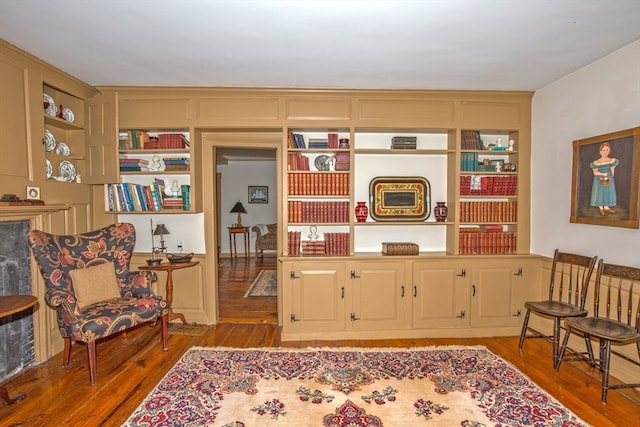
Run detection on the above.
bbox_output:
[86,341,97,386]
[63,337,72,366]
[161,313,169,351]
[552,317,561,369]
[518,309,531,350]
[556,325,572,370]
[600,339,612,403]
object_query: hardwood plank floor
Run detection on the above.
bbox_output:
[1,257,638,426]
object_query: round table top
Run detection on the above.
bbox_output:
[0,295,38,319]
[139,261,199,272]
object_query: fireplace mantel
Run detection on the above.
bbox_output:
[0,205,70,216]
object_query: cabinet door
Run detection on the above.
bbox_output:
[349,261,410,331]
[412,261,470,328]
[86,92,118,184]
[283,261,346,333]
[470,260,524,328]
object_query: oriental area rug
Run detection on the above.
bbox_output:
[243,270,277,298]
[122,346,588,427]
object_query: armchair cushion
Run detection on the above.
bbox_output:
[69,262,121,309]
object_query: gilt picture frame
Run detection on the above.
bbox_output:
[570,127,640,228]
[248,185,268,204]
[368,176,431,221]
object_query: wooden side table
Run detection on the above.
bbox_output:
[228,226,249,258]
[0,295,38,406]
[140,261,198,325]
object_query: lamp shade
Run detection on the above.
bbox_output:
[230,202,247,214]
[153,224,170,235]
[230,201,247,226]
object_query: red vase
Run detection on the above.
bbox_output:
[355,201,368,222]
[434,202,448,222]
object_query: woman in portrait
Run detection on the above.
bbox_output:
[590,142,619,215]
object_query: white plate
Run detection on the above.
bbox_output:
[46,159,53,178]
[43,93,57,116]
[62,107,74,122]
[58,160,76,182]
[44,129,56,152]
[55,142,70,156]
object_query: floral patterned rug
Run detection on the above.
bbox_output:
[123,346,588,426]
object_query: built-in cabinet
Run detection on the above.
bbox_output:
[283,256,531,339]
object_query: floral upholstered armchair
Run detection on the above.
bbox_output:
[251,223,277,259]
[28,223,169,385]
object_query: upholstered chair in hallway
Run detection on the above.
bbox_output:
[28,223,169,385]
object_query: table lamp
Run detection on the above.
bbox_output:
[230,201,247,226]
[147,219,170,265]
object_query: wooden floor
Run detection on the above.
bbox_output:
[1,257,638,426]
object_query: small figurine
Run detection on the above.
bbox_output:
[496,137,503,148]
[164,179,181,197]
[308,225,318,241]
[508,139,515,151]
[148,155,163,171]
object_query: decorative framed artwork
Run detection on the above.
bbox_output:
[248,185,268,204]
[570,127,640,228]
[368,176,431,221]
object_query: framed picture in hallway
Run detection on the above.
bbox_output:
[248,186,268,204]
[570,126,640,228]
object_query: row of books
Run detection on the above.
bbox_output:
[119,131,189,150]
[460,175,517,196]
[459,201,517,223]
[287,231,350,256]
[287,152,311,171]
[458,229,517,255]
[105,182,191,212]
[460,152,480,171]
[288,201,350,223]
[288,131,345,149]
[287,172,350,196]
[461,130,484,150]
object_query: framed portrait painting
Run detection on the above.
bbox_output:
[248,185,268,204]
[570,127,640,228]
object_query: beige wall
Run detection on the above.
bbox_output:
[531,39,640,265]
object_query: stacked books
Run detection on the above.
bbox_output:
[163,157,190,171]
[301,240,326,256]
[119,158,149,172]
[390,136,417,149]
[308,138,329,149]
[334,152,350,171]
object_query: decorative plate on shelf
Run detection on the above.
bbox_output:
[43,93,57,116]
[314,154,332,171]
[57,160,76,182]
[55,142,70,156]
[61,107,75,122]
[45,159,53,179]
[44,129,56,152]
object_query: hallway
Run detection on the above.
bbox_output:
[217,255,278,323]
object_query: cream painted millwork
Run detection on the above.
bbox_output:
[1,37,537,347]
[412,259,471,329]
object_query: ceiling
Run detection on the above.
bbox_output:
[2,1,640,91]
